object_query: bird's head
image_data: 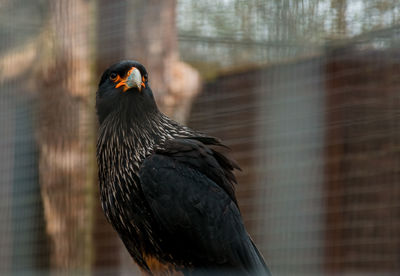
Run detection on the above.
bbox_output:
[96,60,157,124]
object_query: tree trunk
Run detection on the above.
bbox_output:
[36,0,94,273]
[125,0,201,123]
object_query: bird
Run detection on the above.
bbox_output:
[96,60,271,276]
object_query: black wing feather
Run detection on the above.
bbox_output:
[156,138,239,206]
[139,138,271,275]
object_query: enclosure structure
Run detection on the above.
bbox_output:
[1,1,400,276]
[190,42,400,275]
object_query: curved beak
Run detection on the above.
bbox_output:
[115,67,145,92]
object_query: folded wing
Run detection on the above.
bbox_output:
[139,138,271,275]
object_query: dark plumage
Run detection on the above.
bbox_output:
[96,60,271,275]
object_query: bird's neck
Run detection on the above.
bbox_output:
[97,110,195,166]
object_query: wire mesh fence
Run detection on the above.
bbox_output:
[0,0,400,275]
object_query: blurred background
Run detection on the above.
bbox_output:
[1,0,400,275]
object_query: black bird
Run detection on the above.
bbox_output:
[96,60,271,276]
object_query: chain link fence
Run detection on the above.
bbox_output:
[0,1,400,275]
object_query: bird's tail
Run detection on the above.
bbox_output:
[184,236,272,276]
[248,238,272,276]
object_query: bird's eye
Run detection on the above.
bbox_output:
[110,73,118,81]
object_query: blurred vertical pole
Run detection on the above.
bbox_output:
[258,60,326,275]
[96,0,128,72]
[95,1,135,274]
[37,0,94,274]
